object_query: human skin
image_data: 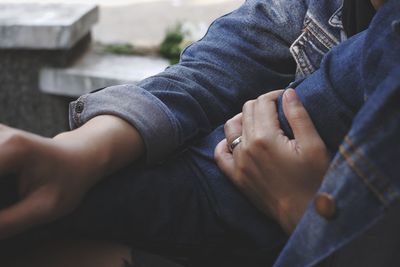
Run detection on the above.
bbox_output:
[215,89,330,234]
[0,115,144,239]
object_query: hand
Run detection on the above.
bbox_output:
[0,125,91,239]
[0,115,144,239]
[215,89,330,233]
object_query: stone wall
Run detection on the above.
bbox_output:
[0,35,91,136]
[0,4,98,137]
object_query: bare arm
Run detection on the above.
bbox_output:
[54,115,145,184]
[0,115,144,239]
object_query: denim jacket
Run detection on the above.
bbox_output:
[69,0,345,163]
[273,1,400,265]
[69,0,400,265]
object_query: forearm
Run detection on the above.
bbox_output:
[54,115,144,187]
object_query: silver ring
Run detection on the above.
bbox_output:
[229,136,242,153]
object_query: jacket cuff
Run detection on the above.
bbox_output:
[69,84,180,164]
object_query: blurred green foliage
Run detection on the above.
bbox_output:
[160,24,186,64]
[105,43,134,54]
[103,23,191,65]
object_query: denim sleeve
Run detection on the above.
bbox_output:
[69,0,307,164]
[276,31,366,155]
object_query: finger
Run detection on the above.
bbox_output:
[253,90,285,141]
[241,100,255,147]
[224,113,243,146]
[261,90,285,101]
[282,89,321,145]
[214,139,236,179]
[0,188,54,239]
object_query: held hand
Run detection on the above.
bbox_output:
[215,89,330,233]
[0,115,144,239]
[0,125,94,239]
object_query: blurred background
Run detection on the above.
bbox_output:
[2,0,243,46]
[0,0,243,136]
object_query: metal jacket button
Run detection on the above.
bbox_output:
[315,192,336,220]
[75,101,84,114]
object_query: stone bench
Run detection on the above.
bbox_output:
[0,4,98,136]
[40,51,169,97]
[0,4,98,49]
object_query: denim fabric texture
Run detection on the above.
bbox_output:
[62,0,400,266]
[274,1,400,266]
[67,0,348,255]
[69,0,345,164]
[278,30,365,155]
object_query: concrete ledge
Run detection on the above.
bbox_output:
[40,51,170,97]
[0,4,98,49]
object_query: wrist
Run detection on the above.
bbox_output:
[53,115,145,186]
[53,131,108,188]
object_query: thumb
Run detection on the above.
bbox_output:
[282,89,321,145]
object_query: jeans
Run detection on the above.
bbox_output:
[0,130,284,267]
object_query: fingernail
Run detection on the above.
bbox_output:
[284,89,299,104]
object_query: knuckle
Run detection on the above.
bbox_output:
[252,135,266,148]
[223,122,229,133]
[257,93,270,102]
[224,119,232,131]
[231,114,242,123]
[247,136,267,152]
[243,100,255,110]
[0,130,26,148]
[224,117,240,136]
[226,117,234,124]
